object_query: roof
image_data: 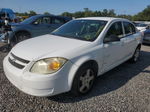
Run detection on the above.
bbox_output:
[77,17,129,22]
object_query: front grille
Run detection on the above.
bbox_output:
[8,57,25,69]
[11,53,30,64]
[8,53,30,69]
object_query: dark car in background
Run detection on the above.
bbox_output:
[0,14,72,47]
[143,26,150,44]
[133,22,150,44]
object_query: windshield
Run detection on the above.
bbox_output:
[51,20,107,41]
[21,16,37,24]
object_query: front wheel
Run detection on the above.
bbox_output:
[71,64,96,96]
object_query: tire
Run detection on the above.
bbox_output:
[71,64,97,96]
[130,46,140,63]
[9,38,16,49]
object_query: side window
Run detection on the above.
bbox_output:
[33,17,51,24]
[105,22,124,39]
[42,17,51,24]
[52,18,64,24]
[33,18,43,24]
[123,22,136,36]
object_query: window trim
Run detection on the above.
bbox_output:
[103,20,137,44]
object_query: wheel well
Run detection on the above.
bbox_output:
[15,30,31,36]
[137,44,141,49]
[70,60,99,92]
[12,30,31,41]
[79,60,99,76]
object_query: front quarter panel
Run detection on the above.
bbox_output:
[10,25,32,39]
[68,44,103,89]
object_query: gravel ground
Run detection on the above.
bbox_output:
[0,45,150,112]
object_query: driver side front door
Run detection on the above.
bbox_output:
[102,21,125,72]
[31,16,51,37]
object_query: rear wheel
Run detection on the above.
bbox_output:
[130,47,140,63]
[71,64,96,96]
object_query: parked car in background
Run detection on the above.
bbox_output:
[143,25,150,44]
[133,22,150,44]
[134,22,148,31]
[0,14,72,47]
[3,17,142,97]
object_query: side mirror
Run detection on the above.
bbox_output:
[104,35,120,43]
[33,21,39,25]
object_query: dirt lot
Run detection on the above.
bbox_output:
[0,45,150,112]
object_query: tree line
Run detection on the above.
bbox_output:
[16,5,150,21]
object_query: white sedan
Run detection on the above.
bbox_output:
[3,17,142,97]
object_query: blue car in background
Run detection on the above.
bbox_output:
[143,26,150,44]
[133,22,150,44]
[0,14,72,47]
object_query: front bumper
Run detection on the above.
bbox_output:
[3,55,76,97]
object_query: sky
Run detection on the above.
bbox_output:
[0,0,150,15]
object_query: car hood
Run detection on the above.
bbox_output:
[11,34,90,61]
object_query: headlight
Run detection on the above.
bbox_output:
[30,57,67,74]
